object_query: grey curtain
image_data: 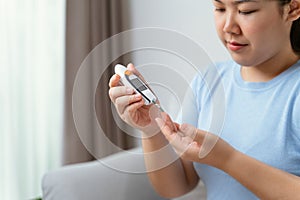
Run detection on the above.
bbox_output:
[63,0,135,165]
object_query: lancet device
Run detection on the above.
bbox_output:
[114,64,164,111]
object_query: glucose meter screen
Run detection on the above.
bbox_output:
[131,78,147,91]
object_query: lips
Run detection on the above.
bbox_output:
[226,41,248,51]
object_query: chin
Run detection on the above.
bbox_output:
[231,56,255,67]
[230,51,266,67]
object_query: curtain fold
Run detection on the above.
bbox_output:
[0,1,65,199]
[63,0,134,165]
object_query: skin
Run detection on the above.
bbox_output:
[109,0,300,199]
[213,0,300,82]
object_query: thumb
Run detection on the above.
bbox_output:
[127,63,142,77]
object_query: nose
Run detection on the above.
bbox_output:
[223,13,240,35]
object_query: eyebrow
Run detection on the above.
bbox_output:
[214,0,259,5]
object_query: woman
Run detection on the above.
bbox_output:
[109,0,300,199]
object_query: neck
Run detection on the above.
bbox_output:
[241,52,300,82]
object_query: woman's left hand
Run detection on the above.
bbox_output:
[155,112,236,169]
[156,112,300,199]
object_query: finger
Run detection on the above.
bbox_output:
[127,63,150,86]
[178,124,221,159]
[155,114,182,145]
[109,86,135,103]
[115,93,143,114]
[155,117,174,138]
[109,74,121,88]
[167,132,195,157]
[169,131,201,159]
[174,122,180,132]
[127,63,142,77]
[179,124,197,138]
[160,112,178,132]
[155,118,197,156]
[123,99,145,120]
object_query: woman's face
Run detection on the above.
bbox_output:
[213,0,293,67]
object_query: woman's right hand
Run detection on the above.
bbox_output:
[108,63,161,134]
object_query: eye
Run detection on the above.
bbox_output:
[238,10,257,15]
[215,8,226,13]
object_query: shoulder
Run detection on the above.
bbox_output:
[291,77,300,130]
[290,90,300,143]
[190,60,237,97]
[191,60,237,87]
[190,60,236,107]
[285,60,300,140]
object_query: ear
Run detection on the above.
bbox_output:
[287,0,300,21]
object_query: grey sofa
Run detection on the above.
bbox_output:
[42,148,206,200]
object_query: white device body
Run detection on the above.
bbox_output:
[114,64,157,105]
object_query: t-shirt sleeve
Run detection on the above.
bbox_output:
[291,91,300,142]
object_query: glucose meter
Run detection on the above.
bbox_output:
[114,64,164,111]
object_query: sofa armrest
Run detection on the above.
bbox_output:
[42,148,206,200]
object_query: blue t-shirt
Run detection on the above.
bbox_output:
[183,60,300,200]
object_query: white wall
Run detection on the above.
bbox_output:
[122,1,230,118]
[126,0,230,63]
